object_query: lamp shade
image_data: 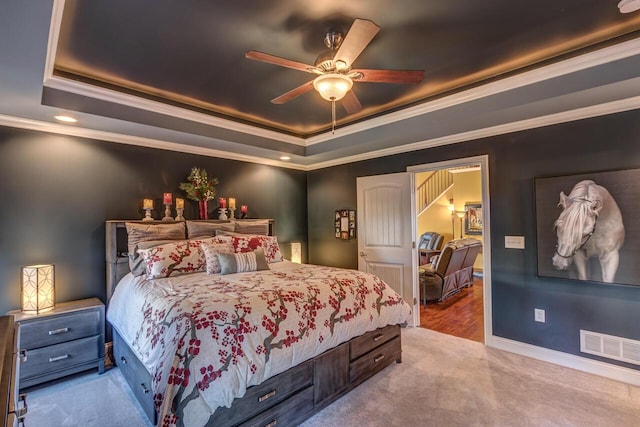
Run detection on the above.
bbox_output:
[21,264,55,313]
[290,242,302,264]
[313,73,353,101]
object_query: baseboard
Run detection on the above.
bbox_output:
[488,335,640,387]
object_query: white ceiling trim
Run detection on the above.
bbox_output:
[45,0,640,147]
[305,95,640,171]
[305,36,640,146]
[0,114,306,170]
[44,0,306,147]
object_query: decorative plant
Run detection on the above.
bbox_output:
[179,167,218,219]
[179,167,218,201]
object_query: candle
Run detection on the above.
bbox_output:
[240,205,248,214]
[163,193,172,205]
[219,197,227,208]
[228,198,236,209]
[175,198,184,209]
[143,198,153,209]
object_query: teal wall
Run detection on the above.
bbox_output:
[306,109,640,370]
[0,127,307,313]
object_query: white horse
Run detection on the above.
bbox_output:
[552,180,625,283]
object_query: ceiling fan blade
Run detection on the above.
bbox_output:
[341,90,362,114]
[352,69,425,84]
[333,19,380,68]
[271,80,315,104]
[245,51,317,73]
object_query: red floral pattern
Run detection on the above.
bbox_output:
[232,235,283,263]
[138,237,227,278]
[118,263,411,427]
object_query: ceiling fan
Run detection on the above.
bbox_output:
[245,18,425,129]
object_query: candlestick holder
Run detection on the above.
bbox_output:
[142,208,153,221]
[218,208,228,220]
[174,208,185,221]
[162,204,173,221]
[228,207,236,220]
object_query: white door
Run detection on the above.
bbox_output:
[357,173,416,326]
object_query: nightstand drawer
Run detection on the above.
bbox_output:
[20,310,101,349]
[21,335,100,380]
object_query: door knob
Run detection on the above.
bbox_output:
[359,252,367,257]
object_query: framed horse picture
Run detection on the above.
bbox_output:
[535,168,640,286]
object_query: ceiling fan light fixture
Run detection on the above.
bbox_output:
[618,0,640,13]
[312,73,353,101]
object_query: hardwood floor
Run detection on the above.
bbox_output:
[419,277,484,343]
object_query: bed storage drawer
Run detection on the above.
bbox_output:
[350,335,401,384]
[21,335,100,379]
[238,385,314,427]
[113,331,156,425]
[19,310,101,349]
[208,359,313,427]
[349,324,400,361]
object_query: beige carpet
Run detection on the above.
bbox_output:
[25,327,640,426]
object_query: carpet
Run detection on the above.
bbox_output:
[25,327,640,426]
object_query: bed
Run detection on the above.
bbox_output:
[105,219,412,427]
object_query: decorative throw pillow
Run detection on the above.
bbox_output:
[125,222,186,274]
[231,235,283,263]
[217,248,270,275]
[234,219,270,236]
[128,239,176,277]
[200,241,235,274]
[137,237,221,279]
[186,220,235,238]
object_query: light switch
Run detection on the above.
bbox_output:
[505,235,525,249]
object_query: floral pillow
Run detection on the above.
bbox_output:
[231,235,283,263]
[217,248,270,275]
[138,237,225,279]
[200,241,235,274]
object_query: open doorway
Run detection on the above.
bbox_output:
[409,156,491,344]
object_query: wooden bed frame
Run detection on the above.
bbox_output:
[105,220,402,427]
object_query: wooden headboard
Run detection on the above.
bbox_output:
[105,219,275,304]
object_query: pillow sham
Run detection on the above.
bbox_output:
[200,241,235,274]
[234,219,270,236]
[186,220,235,238]
[125,222,186,274]
[217,248,269,275]
[231,234,283,263]
[128,239,176,277]
[137,236,223,279]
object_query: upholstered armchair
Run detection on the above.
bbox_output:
[418,232,444,265]
[419,238,481,305]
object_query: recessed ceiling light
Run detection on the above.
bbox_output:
[54,115,77,123]
[618,0,640,13]
[280,156,291,161]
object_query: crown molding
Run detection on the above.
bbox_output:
[0,114,307,170]
[305,36,640,146]
[305,95,640,170]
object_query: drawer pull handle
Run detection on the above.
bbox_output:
[120,356,128,364]
[16,394,28,417]
[48,327,69,335]
[372,333,384,342]
[258,389,276,402]
[49,354,69,363]
[374,354,385,363]
[19,349,27,363]
[141,383,150,394]
[264,419,278,427]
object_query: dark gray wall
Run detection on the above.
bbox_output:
[307,109,640,370]
[0,126,307,314]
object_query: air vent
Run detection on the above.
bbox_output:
[580,330,640,365]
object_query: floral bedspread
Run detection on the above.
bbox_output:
[107,261,411,427]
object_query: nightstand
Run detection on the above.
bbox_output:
[8,298,105,389]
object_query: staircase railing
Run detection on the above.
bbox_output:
[417,170,453,215]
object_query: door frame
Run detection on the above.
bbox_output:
[407,155,492,343]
